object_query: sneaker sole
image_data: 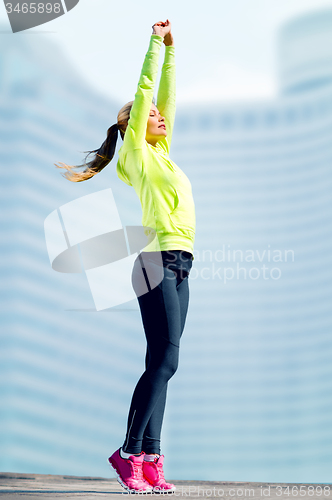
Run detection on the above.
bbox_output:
[107,457,153,494]
[143,472,176,494]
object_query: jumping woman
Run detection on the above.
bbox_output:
[56,19,196,494]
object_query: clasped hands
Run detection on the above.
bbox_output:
[152,19,174,47]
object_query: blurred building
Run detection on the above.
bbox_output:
[169,8,332,482]
[0,29,142,476]
[0,8,332,482]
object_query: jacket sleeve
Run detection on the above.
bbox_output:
[122,34,164,152]
[156,45,176,154]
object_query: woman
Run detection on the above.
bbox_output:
[56,19,196,494]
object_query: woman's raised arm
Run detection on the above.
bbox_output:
[122,22,171,151]
[157,20,176,153]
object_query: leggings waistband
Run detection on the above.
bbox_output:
[137,250,193,278]
[160,250,193,262]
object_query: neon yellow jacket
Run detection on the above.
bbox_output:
[116,34,196,257]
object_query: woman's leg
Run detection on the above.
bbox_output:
[141,348,167,455]
[122,262,190,455]
[142,275,191,454]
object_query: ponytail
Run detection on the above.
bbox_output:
[55,101,134,182]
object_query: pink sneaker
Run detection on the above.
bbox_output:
[108,448,153,493]
[143,455,176,493]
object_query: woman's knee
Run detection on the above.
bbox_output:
[159,349,179,380]
[148,345,179,381]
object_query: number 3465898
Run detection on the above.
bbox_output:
[5,3,62,14]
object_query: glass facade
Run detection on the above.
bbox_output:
[1,9,332,483]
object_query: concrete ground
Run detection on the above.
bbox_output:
[0,472,331,500]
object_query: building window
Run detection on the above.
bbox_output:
[264,111,278,127]
[176,117,190,131]
[242,113,257,129]
[284,107,297,124]
[199,115,212,129]
[317,99,330,117]
[302,105,313,121]
[219,114,234,129]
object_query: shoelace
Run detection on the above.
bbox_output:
[131,461,144,481]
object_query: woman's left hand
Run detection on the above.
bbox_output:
[155,19,174,46]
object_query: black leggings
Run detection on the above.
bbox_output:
[122,250,193,455]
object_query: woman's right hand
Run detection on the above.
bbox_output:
[152,20,171,38]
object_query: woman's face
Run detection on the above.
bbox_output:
[145,104,167,146]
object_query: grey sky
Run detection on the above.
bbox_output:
[1,0,332,104]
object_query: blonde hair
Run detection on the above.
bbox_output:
[55,101,134,182]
